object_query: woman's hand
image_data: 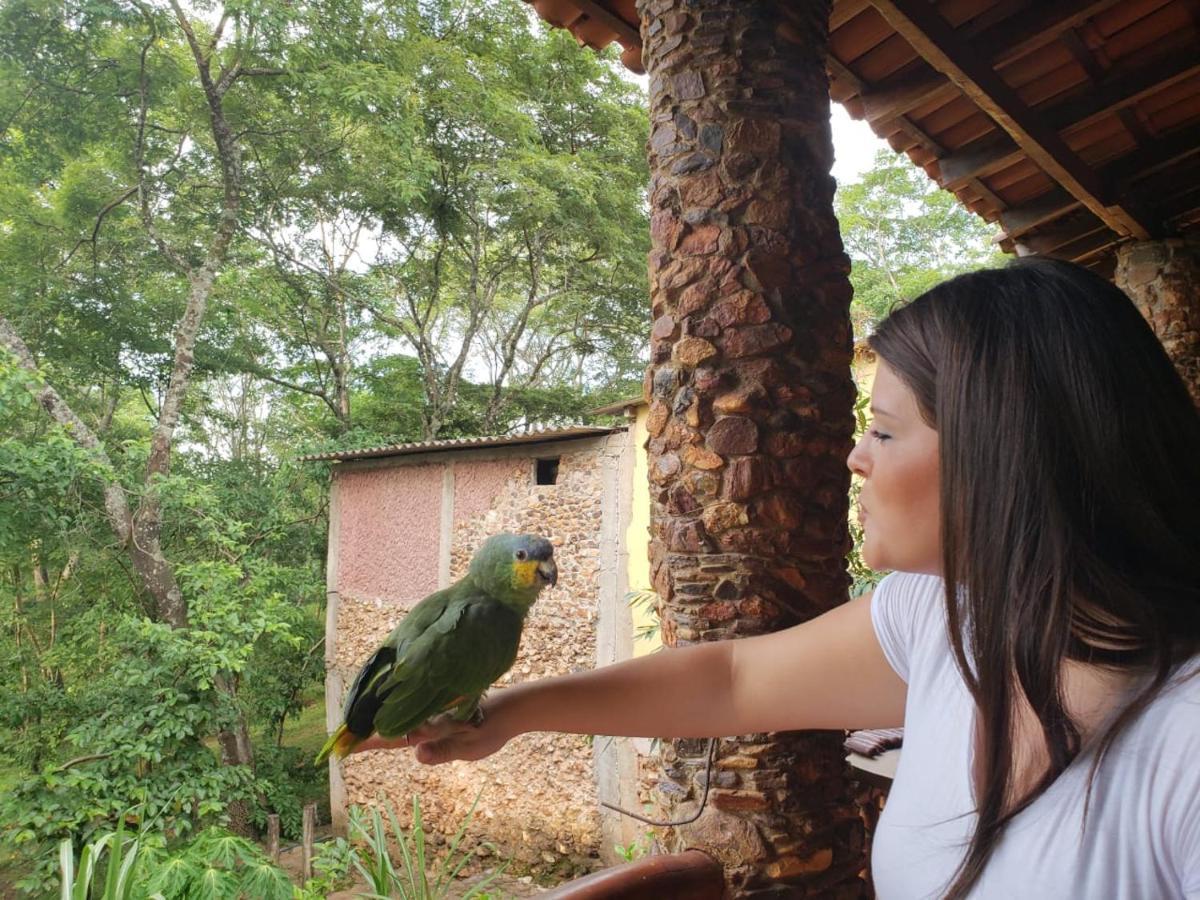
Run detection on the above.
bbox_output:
[348,697,514,764]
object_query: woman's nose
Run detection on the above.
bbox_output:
[847,436,869,477]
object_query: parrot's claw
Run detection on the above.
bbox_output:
[468,706,486,728]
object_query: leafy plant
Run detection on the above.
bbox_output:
[57,815,294,900]
[347,792,506,900]
[58,817,153,900]
[848,386,886,597]
[624,589,662,644]
[296,836,357,899]
[613,830,655,862]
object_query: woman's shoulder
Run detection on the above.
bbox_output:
[1112,655,1200,773]
[870,571,950,683]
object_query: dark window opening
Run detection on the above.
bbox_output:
[536,457,560,485]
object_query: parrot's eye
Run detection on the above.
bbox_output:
[515,549,527,561]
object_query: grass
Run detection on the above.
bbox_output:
[280,688,329,761]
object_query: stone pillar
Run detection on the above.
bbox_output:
[638,1,864,895]
[1114,238,1200,407]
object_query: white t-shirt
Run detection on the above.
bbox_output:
[869,571,1200,899]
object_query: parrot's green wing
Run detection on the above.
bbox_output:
[370,587,524,738]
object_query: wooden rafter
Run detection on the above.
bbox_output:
[831,0,871,32]
[986,0,1124,68]
[860,67,956,123]
[827,54,1007,214]
[937,132,1020,186]
[1102,121,1200,191]
[998,188,1081,239]
[1013,217,1108,255]
[868,0,1154,240]
[571,0,641,48]
[849,2,1125,131]
[934,51,1200,187]
[1056,52,1200,138]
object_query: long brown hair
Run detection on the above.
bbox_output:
[869,258,1200,898]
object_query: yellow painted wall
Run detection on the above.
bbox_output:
[623,404,661,656]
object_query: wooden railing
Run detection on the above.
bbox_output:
[544,849,725,900]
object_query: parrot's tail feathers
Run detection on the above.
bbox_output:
[314,724,361,766]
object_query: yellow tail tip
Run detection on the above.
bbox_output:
[314,725,360,766]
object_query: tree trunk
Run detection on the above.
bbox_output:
[638,0,865,895]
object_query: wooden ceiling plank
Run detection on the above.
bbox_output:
[982,0,1125,70]
[1014,217,1108,255]
[1056,230,1121,263]
[860,67,956,122]
[869,0,1153,239]
[1058,27,1106,84]
[937,132,1022,185]
[1056,53,1200,138]
[843,4,1126,130]
[1101,120,1200,189]
[998,188,1083,238]
[832,0,873,33]
[570,0,641,48]
[829,41,1005,218]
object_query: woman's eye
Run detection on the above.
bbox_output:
[869,428,892,442]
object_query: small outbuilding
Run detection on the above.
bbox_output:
[305,418,656,871]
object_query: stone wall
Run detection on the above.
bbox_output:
[326,432,635,877]
[1115,237,1200,407]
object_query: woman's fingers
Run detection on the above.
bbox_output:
[351,733,410,754]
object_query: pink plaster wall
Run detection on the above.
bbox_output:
[452,458,523,525]
[335,464,442,604]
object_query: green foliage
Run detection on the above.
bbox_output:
[848,388,885,598]
[837,148,1007,336]
[58,818,149,900]
[347,793,506,900]
[624,589,662,644]
[613,831,654,863]
[295,836,356,899]
[58,818,293,900]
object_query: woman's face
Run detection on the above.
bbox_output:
[847,360,942,575]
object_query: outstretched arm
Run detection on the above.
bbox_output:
[352,590,906,763]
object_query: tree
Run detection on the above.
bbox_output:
[837,148,1006,334]
[330,1,649,439]
[0,0,312,834]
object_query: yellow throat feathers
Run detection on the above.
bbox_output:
[511,559,539,590]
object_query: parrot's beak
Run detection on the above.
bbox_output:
[537,559,558,588]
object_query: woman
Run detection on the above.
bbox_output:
[354,259,1200,898]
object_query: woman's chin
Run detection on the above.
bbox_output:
[860,542,881,572]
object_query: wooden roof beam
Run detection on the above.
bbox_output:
[852,1,1125,126]
[997,189,1082,239]
[831,0,871,32]
[1012,218,1108,256]
[1013,232,1118,262]
[570,0,641,48]
[937,132,1021,187]
[828,55,1008,217]
[860,68,957,123]
[1101,122,1200,194]
[1056,52,1200,138]
[936,60,1200,192]
[868,0,1154,240]
[984,0,1125,69]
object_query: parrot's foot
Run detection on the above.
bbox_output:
[468,705,486,728]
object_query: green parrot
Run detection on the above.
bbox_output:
[315,532,557,764]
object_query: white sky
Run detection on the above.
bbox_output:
[830,102,889,185]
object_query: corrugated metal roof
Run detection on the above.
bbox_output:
[299,425,624,463]
[588,396,645,416]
